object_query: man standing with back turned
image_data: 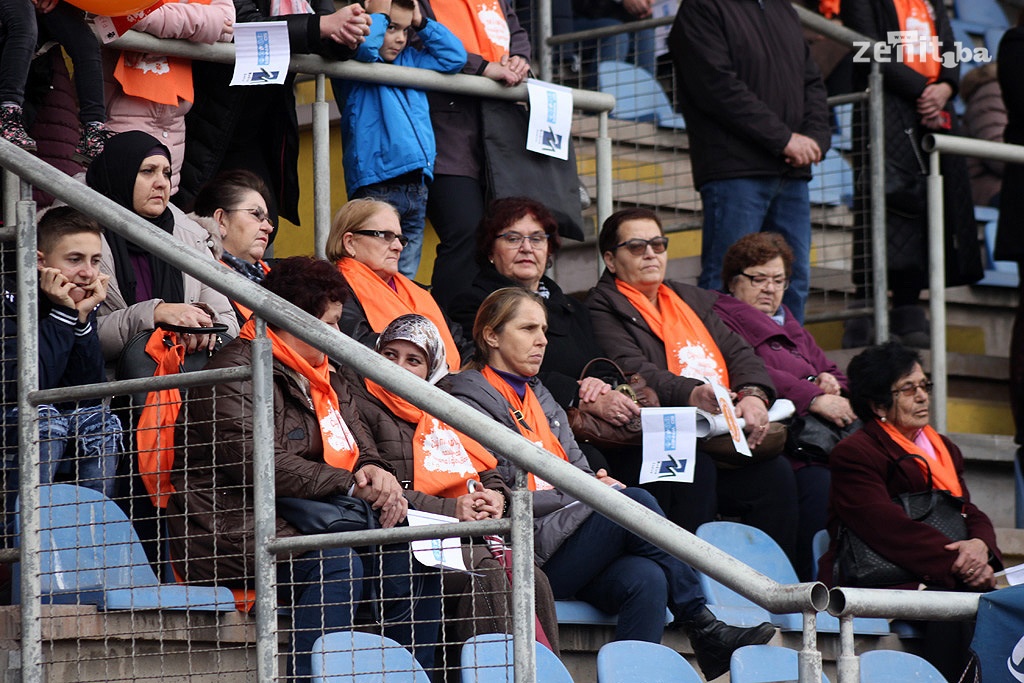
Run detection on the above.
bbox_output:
[669,0,831,322]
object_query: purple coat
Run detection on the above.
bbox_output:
[713,294,846,415]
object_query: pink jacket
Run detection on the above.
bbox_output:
[101,0,235,195]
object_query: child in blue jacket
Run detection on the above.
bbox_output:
[333,0,466,279]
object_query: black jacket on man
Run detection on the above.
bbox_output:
[668,0,831,189]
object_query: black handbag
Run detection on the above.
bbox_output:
[786,414,861,464]
[835,454,968,587]
[276,494,379,535]
[479,98,585,241]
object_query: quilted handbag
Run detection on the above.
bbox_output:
[836,454,968,587]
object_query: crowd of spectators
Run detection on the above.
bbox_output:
[0,0,1017,680]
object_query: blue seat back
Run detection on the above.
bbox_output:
[859,649,945,682]
[14,484,236,611]
[811,529,830,581]
[460,633,572,683]
[955,0,1009,28]
[597,61,686,130]
[730,645,830,683]
[311,631,429,683]
[808,149,854,207]
[597,640,701,683]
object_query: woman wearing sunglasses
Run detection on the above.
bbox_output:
[326,198,473,368]
[190,169,274,324]
[817,342,1000,680]
[586,208,798,557]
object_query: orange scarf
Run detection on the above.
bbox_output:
[136,328,185,508]
[337,258,460,371]
[365,379,497,498]
[481,366,568,491]
[893,0,941,82]
[615,279,730,387]
[222,259,271,322]
[239,318,360,471]
[430,0,509,64]
[880,421,962,497]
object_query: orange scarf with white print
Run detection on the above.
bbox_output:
[480,365,568,491]
[337,258,460,370]
[615,279,730,387]
[239,318,360,471]
[430,0,509,63]
[893,0,941,82]
[880,421,962,497]
[365,379,497,498]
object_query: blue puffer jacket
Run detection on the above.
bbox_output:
[334,14,466,196]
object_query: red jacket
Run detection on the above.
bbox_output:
[819,419,1001,589]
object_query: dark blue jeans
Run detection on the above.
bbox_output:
[698,176,812,322]
[353,179,428,280]
[541,487,704,642]
[280,544,441,680]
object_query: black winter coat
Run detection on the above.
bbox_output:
[843,0,982,288]
[668,0,831,189]
[176,0,354,225]
[995,26,1024,262]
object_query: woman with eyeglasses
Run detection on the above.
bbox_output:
[712,232,857,580]
[190,169,274,324]
[448,198,639,470]
[818,342,1001,680]
[586,208,799,557]
[326,198,473,368]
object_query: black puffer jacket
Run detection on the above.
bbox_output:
[167,337,393,585]
[176,0,353,224]
[843,0,982,287]
[668,0,831,189]
[995,26,1024,262]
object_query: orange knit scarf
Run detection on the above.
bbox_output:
[430,0,509,63]
[880,421,962,497]
[365,379,497,498]
[615,279,730,386]
[480,366,568,491]
[337,258,460,371]
[239,318,360,471]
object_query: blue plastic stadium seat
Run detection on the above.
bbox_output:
[977,212,1019,288]
[731,644,830,683]
[808,148,854,207]
[14,484,235,611]
[695,521,890,635]
[859,649,946,682]
[831,103,854,152]
[460,633,572,683]
[597,61,687,130]
[311,631,430,683]
[955,0,1009,29]
[597,640,701,683]
[554,599,672,626]
[811,529,830,582]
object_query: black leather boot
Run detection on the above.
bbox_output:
[682,607,776,680]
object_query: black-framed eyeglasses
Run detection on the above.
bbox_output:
[891,380,933,397]
[496,232,550,248]
[614,236,669,255]
[225,207,272,224]
[352,229,410,247]
[736,272,789,290]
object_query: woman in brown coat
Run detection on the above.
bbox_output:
[347,313,560,676]
[166,257,439,678]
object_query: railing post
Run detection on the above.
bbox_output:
[799,611,822,683]
[927,149,947,432]
[595,111,613,277]
[252,317,280,681]
[313,74,331,259]
[537,0,553,82]
[16,190,42,683]
[835,614,858,683]
[511,469,536,683]
[868,60,889,343]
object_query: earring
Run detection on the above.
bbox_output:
[880,416,887,423]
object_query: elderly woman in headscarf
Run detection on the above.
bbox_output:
[346,313,560,677]
[85,130,237,364]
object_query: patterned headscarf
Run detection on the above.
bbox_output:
[376,314,449,385]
